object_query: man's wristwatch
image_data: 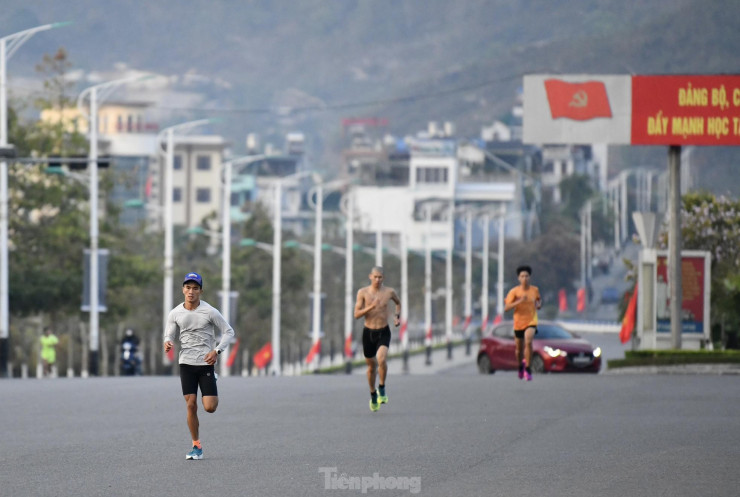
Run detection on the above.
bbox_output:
[216,349,222,355]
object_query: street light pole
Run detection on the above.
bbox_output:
[220,154,264,377]
[464,209,472,355]
[0,22,68,377]
[344,189,354,373]
[445,199,454,360]
[310,181,324,371]
[269,170,313,376]
[496,205,506,321]
[77,74,148,376]
[480,212,490,334]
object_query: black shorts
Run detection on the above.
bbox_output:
[514,326,538,339]
[179,364,218,397]
[363,326,391,358]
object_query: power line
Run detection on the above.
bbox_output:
[150,72,524,116]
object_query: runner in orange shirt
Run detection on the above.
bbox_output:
[504,265,542,381]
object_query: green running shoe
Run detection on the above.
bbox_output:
[369,399,380,412]
[378,393,388,404]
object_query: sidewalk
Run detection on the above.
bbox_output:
[603,363,740,375]
[351,342,476,376]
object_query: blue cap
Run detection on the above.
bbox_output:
[183,272,203,287]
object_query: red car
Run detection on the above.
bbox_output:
[477,321,602,374]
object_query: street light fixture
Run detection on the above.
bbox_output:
[0,22,69,377]
[77,74,152,376]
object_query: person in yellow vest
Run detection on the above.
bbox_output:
[40,326,59,378]
[504,265,542,381]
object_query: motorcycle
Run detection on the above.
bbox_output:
[120,339,142,376]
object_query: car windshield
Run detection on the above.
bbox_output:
[535,324,573,339]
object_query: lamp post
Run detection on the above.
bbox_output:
[1,22,68,377]
[158,119,215,368]
[218,154,264,376]
[77,74,149,376]
[445,199,454,360]
[270,170,313,375]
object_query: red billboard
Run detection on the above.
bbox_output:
[655,253,709,334]
[632,75,740,146]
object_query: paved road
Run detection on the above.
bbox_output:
[3,368,739,497]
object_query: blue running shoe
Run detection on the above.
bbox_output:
[186,445,203,460]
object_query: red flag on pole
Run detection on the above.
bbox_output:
[493,314,502,325]
[344,335,353,358]
[252,341,272,369]
[305,340,321,364]
[226,338,240,368]
[558,288,568,312]
[577,288,586,313]
[620,285,638,344]
[544,79,613,121]
[398,320,407,343]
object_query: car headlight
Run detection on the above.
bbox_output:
[544,345,566,358]
[593,347,602,358]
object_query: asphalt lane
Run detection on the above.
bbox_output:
[3,370,739,497]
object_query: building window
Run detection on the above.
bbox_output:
[117,115,123,132]
[416,167,449,184]
[196,155,211,171]
[196,188,211,203]
[174,155,182,170]
[127,115,133,132]
[173,188,182,202]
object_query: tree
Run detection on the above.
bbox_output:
[658,192,740,347]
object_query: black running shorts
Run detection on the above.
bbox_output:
[179,364,218,397]
[363,325,391,358]
[514,326,538,339]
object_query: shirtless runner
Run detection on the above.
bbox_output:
[354,266,401,412]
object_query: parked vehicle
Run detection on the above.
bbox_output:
[477,321,601,374]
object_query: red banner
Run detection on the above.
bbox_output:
[620,285,638,344]
[544,79,613,121]
[558,288,568,312]
[632,75,740,145]
[226,339,240,368]
[253,341,272,370]
[576,288,586,313]
[305,340,321,364]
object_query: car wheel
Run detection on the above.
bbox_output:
[531,354,545,374]
[477,355,494,374]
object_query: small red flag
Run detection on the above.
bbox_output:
[344,335,353,358]
[398,320,408,343]
[252,341,272,370]
[577,288,586,313]
[544,79,612,121]
[226,338,240,368]
[559,288,568,312]
[144,174,153,199]
[620,285,638,344]
[305,340,321,364]
[492,314,502,326]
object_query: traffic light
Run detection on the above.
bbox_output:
[0,145,16,158]
[47,155,113,170]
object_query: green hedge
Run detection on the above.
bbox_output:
[607,349,740,368]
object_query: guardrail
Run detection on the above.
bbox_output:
[557,320,621,334]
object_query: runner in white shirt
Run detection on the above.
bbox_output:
[164,272,234,460]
